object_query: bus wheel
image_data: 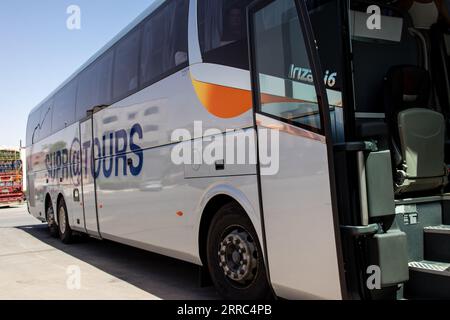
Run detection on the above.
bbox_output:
[58,198,74,244]
[206,203,272,300]
[46,204,58,238]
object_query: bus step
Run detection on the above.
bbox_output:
[404,261,450,299]
[424,225,450,263]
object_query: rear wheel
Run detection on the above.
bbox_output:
[206,202,272,300]
[46,203,58,238]
[58,198,74,244]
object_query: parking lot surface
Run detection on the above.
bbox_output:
[0,205,218,300]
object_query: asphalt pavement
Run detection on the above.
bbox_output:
[0,205,218,300]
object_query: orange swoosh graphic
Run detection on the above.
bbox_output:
[191,77,310,119]
[191,78,253,118]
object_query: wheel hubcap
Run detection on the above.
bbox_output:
[218,228,258,285]
[47,207,55,227]
[59,206,66,234]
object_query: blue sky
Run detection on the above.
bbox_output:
[0,0,154,147]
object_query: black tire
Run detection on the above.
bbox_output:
[206,202,272,300]
[46,203,59,238]
[57,198,74,244]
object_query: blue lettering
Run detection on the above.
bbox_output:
[92,138,101,179]
[102,133,114,178]
[83,140,91,179]
[56,150,62,181]
[115,129,128,177]
[129,124,143,176]
[70,138,81,179]
[62,149,69,181]
[46,123,144,183]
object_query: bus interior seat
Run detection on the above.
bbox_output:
[349,2,450,196]
[393,1,450,174]
[402,0,450,117]
[351,3,417,162]
[384,65,448,195]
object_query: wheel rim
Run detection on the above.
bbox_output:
[59,206,66,234]
[218,227,259,287]
[47,206,55,227]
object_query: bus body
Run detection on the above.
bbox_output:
[0,149,24,207]
[26,0,450,299]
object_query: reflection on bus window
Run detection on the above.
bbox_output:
[252,0,321,131]
[140,0,189,86]
[307,0,343,108]
[198,0,253,70]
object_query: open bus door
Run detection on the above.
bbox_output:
[247,0,345,299]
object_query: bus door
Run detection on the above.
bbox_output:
[80,115,101,238]
[248,0,344,299]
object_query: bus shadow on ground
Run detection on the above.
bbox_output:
[17,224,219,300]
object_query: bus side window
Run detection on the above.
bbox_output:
[76,50,114,120]
[39,99,54,140]
[140,0,189,87]
[198,0,253,70]
[26,109,41,146]
[113,28,141,101]
[52,80,77,133]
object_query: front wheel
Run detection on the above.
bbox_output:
[206,203,272,300]
[58,198,74,244]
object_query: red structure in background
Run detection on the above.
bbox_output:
[0,149,24,206]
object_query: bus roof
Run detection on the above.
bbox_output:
[29,0,166,115]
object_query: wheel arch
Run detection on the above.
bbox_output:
[196,184,263,268]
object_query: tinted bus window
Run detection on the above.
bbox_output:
[140,0,189,86]
[39,99,53,140]
[76,50,114,120]
[26,110,41,146]
[198,0,253,70]
[52,80,77,133]
[252,0,322,131]
[307,0,343,107]
[113,28,141,101]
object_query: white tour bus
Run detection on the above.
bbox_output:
[26,0,450,299]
